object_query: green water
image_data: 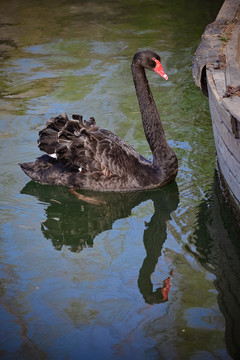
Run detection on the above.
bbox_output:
[1,0,240,359]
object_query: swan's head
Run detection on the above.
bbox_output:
[132,50,168,80]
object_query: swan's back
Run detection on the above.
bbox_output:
[20,113,158,191]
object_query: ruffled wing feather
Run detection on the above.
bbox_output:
[38,113,150,180]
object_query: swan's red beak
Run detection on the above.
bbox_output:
[152,58,168,80]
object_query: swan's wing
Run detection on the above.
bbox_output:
[38,112,70,155]
[38,113,149,178]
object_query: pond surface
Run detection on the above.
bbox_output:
[1,0,240,359]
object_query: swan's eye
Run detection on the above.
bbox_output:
[152,57,157,66]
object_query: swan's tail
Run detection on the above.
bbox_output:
[19,155,74,186]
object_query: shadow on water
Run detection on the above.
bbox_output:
[187,171,240,360]
[21,181,179,305]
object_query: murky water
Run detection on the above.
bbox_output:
[1,0,240,359]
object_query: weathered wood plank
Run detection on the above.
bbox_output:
[216,146,240,202]
[193,0,240,216]
[212,120,240,179]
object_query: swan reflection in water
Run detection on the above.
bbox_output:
[21,181,179,305]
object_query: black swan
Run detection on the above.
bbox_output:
[20,50,178,192]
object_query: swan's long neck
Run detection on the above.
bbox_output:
[131,61,170,167]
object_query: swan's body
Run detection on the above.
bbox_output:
[20,50,178,192]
